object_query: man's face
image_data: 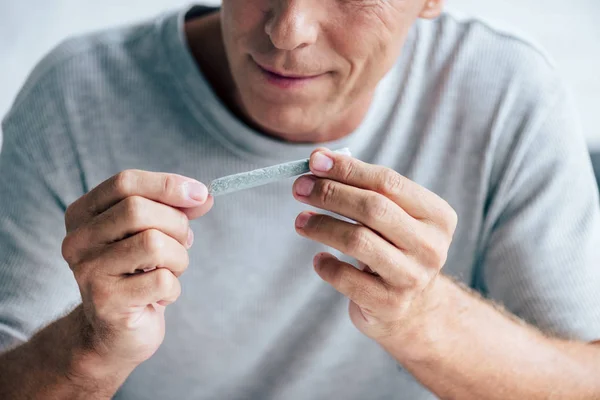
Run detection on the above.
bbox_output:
[220,0,440,142]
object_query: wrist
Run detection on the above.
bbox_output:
[62,306,135,397]
[377,276,453,364]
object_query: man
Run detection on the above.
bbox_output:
[0,0,598,398]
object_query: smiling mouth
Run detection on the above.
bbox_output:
[258,64,321,80]
[253,58,324,80]
[250,56,327,90]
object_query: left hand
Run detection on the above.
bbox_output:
[292,148,458,343]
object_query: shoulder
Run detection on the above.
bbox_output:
[404,11,573,160]
[434,11,555,65]
[401,13,581,208]
[2,16,162,154]
[1,17,162,189]
[6,19,157,115]
[413,11,563,108]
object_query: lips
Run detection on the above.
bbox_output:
[254,60,322,79]
[251,56,326,90]
[259,65,320,79]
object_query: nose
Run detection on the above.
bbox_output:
[265,0,318,51]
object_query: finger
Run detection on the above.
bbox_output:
[293,175,421,251]
[179,195,215,220]
[72,229,190,280]
[313,253,397,319]
[308,149,455,228]
[114,268,182,308]
[93,269,182,321]
[358,262,378,276]
[68,196,192,254]
[296,212,424,288]
[66,170,209,232]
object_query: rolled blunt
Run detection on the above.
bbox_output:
[208,148,352,196]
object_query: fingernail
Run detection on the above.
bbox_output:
[295,212,312,229]
[184,181,208,202]
[186,228,194,248]
[295,176,315,197]
[312,152,333,172]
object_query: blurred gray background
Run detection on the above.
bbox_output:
[1,1,599,148]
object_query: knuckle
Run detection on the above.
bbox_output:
[400,270,421,290]
[318,180,338,206]
[154,268,175,294]
[344,227,371,254]
[383,289,403,310]
[113,169,138,196]
[363,194,391,224]
[179,248,191,273]
[169,244,190,277]
[162,174,179,198]
[61,234,78,265]
[329,264,346,288]
[380,169,404,195]
[129,278,152,299]
[308,214,326,233]
[347,282,370,304]
[445,205,459,233]
[123,196,147,225]
[374,256,394,282]
[334,268,361,299]
[417,234,447,269]
[355,284,385,310]
[177,210,190,236]
[141,229,166,260]
[429,199,458,235]
[339,159,356,183]
[171,278,182,300]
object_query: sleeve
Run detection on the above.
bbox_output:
[475,80,600,342]
[0,107,82,352]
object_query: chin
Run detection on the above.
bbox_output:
[243,100,325,142]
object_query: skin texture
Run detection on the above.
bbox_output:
[293,149,458,340]
[188,0,443,142]
[293,149,600,399]
[0,171,214,399]
[1,0,599,399]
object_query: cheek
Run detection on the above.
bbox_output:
[330,2,414,89]
[221,1,268,55]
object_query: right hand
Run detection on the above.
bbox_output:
[61,170,213,375]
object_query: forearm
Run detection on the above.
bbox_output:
[0,305,131,400]
[381,276,600,400]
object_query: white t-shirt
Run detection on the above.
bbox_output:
[1,5,599,399]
